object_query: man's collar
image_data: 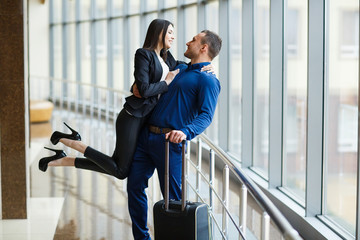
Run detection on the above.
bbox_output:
[187,62,211,70]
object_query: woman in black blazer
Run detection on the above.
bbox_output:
[39,19,210,179]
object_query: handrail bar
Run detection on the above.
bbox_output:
[187,159,245,237]
[198,134,302,240]
[186,170,245,239]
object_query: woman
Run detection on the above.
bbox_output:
[39,19,212,179]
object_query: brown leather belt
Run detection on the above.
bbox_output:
[148,125,173,134]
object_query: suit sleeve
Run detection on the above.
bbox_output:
[180,76,221,140]
[134,48,168,98]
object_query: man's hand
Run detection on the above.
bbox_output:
[132,83,142,98]
[165,130,186,144]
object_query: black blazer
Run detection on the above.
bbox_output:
[124,48,184,117]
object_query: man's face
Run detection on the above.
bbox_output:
[184,32,205,59]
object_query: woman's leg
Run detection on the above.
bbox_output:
[47,156,110,175]
[111,109,146,177]
[57,109,145,179]
[59,138,87,154]
[48,156,75,166]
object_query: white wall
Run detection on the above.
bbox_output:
[29,0,49,78]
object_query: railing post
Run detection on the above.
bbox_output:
[97,88,101,124]
[181,140,187,211]
[113,92,117,124]
[196,138,202,202]
[75,81,79,115]
[105,90,109,126]
[261,212,270,240]
[222,165,229,239]
[90,85,94,120]
[240,184,247,239]
[186,140,190,199]
[209,149,215,239]
[67,81,71,112]
[82,85,86,116]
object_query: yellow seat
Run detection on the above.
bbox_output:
[30,100,54,123]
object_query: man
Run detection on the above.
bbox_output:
[127,30,222,240]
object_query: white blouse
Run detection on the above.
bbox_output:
[157,54,170,98]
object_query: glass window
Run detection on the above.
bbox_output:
[324,0,359,235]
[65,0,76,22]
[129,0,140,15]
[253,0,270,178]
[164,0,177,8]
[184,6,198,60]
[112,0,123,17]
[340,10,359,58]
[95,0,107,19]
[53,25,62,79]
[113,19,124,91]
[96,20,107,87]
[229,0,242,159]
[79,0,91,21]
[128,16,141,88]
[283,0,308,202]
[80,22,91,84]
[66,24,76,81]
[66,24,76,102]
[164,10,178,58]
[146,0,158,12]
[204,1,219,145]
[52,0,62,23]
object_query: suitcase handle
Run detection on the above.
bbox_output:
[165,139,187,211]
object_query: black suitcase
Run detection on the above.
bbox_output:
[153,140,210,240]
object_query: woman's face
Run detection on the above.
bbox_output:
[160,24,175,49]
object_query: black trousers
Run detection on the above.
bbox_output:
[74,108,146,179]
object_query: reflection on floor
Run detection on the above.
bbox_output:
[28,110,162,240]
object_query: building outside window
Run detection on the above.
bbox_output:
[283,0,308,202]
[324,0,359,236]
[253,0,270,178]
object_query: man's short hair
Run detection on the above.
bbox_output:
[201,30,222,60]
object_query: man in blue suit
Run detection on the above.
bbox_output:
[127,30,222,240]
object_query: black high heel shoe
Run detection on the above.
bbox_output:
[38,147,67,172]
[50,122,81,145]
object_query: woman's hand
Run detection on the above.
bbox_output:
[132,83,142,98]
[165,69,180,85]
[201,63,216,76]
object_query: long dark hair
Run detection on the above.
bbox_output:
[142,19,173,61]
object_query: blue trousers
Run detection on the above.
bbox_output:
[127,128,184,240]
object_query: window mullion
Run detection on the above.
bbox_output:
[268,0,284,187]
[306,0,325,217]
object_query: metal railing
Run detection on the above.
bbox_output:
[185,135,302,240]
[31,76,302,240]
